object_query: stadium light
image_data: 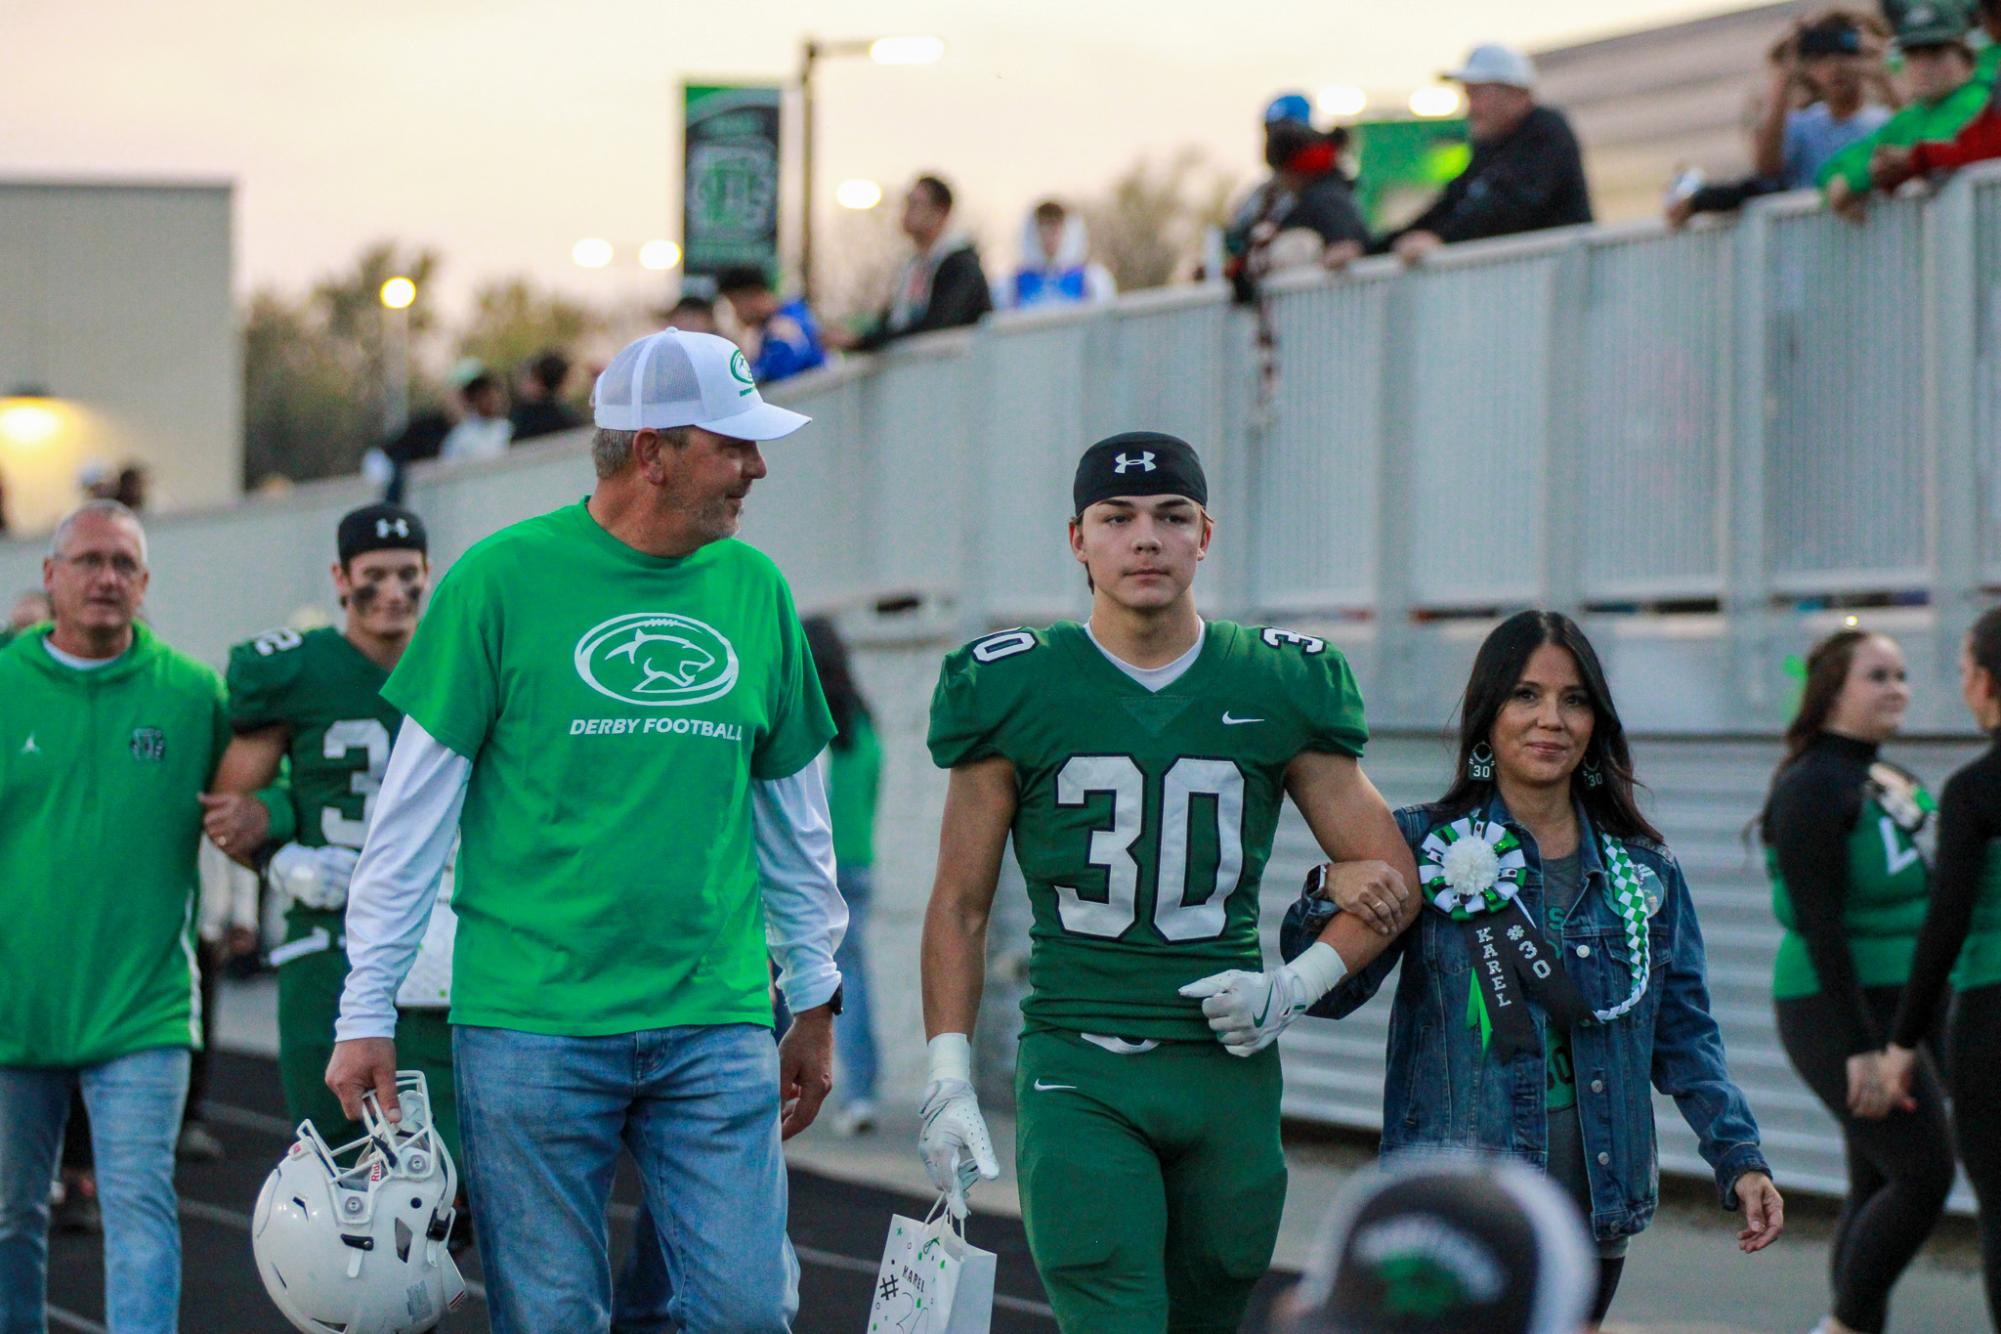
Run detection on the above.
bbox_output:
[1409,84,1464,118]
[572,238,615,269]
[378,276,417,310]
[639,240,683,272]
[0,387,60,448]
[835,179,884,210]
[1317,84,1368,119]
[868,35,945,66]
[800,34,946,302]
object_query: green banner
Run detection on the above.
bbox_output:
[1350,118,1471,233]
[682,83,782,284]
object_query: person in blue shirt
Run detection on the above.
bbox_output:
[716,267,828,383]
[994,200,1116,311]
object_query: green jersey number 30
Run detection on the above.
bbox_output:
[1057,755,1245,942]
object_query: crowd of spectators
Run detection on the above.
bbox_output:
[1670,0,2001,227]
[1224,42,1591,297]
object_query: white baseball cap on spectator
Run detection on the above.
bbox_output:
[591,327,810,440]
[1444,43,1538,89]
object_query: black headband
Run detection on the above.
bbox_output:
[337,504,428,564]
[1073,432,1208,515]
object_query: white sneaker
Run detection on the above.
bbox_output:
[834,1099,878,1137]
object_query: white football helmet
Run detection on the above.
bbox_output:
[252,1070,466,1333]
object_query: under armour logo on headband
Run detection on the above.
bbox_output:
[376,518,411,539]
[1114,451,1157,474]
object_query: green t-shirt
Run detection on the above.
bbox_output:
[383,500,833,1036]
[1954,839,2001,990]
[828,711,882,869]
[0,624,228,1065]
[1542,852,1586,1112]
[1820,75,1992,195]
[1770,783,1934,999]
[927,620,1369,1041]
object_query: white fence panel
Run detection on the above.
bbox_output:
[1578,228,1731,602]
[1761,197,1931,593]
[1973,175,2001,582]
[1256,274,1390,612]
[1403,252,1562,607]
[968,312,1100,621]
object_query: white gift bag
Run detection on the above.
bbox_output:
[864,1197,996,1334]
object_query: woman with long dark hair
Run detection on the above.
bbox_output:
[1284,610,1782,1328]
[802,616,884,1134]
[1880,607,2001,1326]
[1762,628,1952,1334]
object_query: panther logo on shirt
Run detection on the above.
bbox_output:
[573,613,740,707]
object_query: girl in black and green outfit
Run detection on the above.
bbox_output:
[1882,606,2001,1326]
[804,617,884,1135]
[1762,628,1953,1334]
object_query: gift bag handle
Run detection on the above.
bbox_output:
[922,1193,970,1244]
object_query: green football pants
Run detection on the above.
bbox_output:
[1014,1029,1287,1333]
[272,911,461,1171]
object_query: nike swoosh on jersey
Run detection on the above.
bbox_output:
[1221,712,1265,725]
[1032,1079,1077,1092]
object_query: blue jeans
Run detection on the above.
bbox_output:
[833,866,879,1104]
[0,1047,190,1334]
[453,1022,798,1334]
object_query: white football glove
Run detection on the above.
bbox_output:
[267,842,360,912]
[1178,942,1348,1058]
[917,1034,999,1219]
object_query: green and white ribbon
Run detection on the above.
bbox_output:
[1418,818,1527,917]
[1594,834,1653,1022]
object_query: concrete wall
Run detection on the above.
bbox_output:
[0,179,237,535]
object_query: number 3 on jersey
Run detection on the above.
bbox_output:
[321,718,391,847]
[1054,755,1245,941]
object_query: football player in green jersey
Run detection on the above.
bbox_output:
[919,433,1421,1333]
[199,504,460,1161]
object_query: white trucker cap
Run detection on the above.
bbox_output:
[591,328,810,441]
[1444,42,1538,89]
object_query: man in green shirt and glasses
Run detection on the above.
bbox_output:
[0,500,229,1333]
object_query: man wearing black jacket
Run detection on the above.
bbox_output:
[1376,44,1592,263]
[831,175,992,352]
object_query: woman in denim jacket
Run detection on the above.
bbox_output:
[1283,611,1784,1327]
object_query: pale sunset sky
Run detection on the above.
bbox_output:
[4,0,1768,313]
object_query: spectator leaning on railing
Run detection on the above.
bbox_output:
[716,265,829,384]
[824,174,992,353]
[1373,44,1592,263]
[1669,11,1894,227]
[1822,0,1986,219]
[1872,0,2001,187]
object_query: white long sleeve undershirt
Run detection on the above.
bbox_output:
[335,715,846,1042]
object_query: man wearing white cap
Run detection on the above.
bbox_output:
[1376,42,1593,263]
[325,328,847,1332]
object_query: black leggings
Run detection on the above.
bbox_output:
[1591,1258,1625,1324]
[1950,984,2001,1328]
[1777,987,1955,1333]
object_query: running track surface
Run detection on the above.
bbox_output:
[46,1050,1296,1331]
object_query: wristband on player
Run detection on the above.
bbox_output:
[928,1032,973,1084]
[1290,941,1349,1005]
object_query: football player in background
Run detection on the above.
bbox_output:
[199,503,460,1163]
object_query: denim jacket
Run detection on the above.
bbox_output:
[1280,793,1770,1242]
